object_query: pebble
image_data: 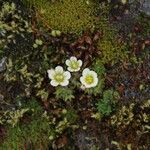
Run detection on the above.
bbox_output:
[0,57,6,72]
[0,94,4,101]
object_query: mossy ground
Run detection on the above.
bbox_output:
[24,0,99,34]
[0,0,150,149]
[96,20,128,64]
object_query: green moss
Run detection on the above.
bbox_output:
[55,87,75,101]
[97,19,128,64]
[96,89,119,116]
[62,108,78,124]
[1,119,50,150]
[0,100,51,150]
[24,0,98,34]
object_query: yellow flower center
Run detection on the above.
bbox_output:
[70,61,79,69]
[54,73,64,83]
[85,75,94,84]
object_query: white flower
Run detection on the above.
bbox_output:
[80,68,98,88]
[47,66,71,87]
[65,56,82,72]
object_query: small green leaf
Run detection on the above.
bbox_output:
[55,87,74,101]
[33,43,38,48]
[35,39,43,45]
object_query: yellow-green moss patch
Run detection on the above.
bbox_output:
[24,0,98,34]
[97,20,128,64]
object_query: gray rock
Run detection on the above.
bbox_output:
[128,0,150,16]
[141,0,150,15]
[0,94,4,101]
[0,57,6,72]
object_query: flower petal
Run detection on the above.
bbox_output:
[86,84,93,88]
[67,67,80,72]
[92,77,98,87]
[80,76,88,86]
[60,80,69,86]
[90,71,98,78]
[70,56,77,61]
[78,60,83,67]
[65,59,70,66]
[67,67,74,72]
[55,66,63,73]
[82,68,90,76]
[81,79,90,88]
[47,69,55,79]
[50,80,59,87]
[64,71,71,79]
[87,77,98,88]
[80,76,84,84]
[75,68,80,72]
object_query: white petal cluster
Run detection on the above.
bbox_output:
[80,68,98,88]
[47,66,71,87]
[65,56,82,72]
[47,57,99,89]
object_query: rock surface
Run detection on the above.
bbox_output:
[0,57,6,72]
[141,0,150,15]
